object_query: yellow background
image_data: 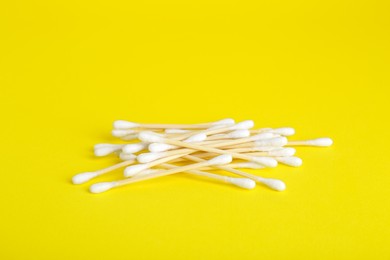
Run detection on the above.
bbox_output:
[1,0,389,259]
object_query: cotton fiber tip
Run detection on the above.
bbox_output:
[124,164,150,177]
[208,155,233,166]
[165,129,190,134]
[137,152,165,163]
[89,182,116,194]
[233,120,254,130]
[276,157,303,167]
[123,143,147,154]
[253,132,275,140]
[94,145,122,157]
[119,153,136,161]
[138,131,165,143]
[212,118,235,126]
[270,127,295,136]
[260,178,286,191]
[185,133,207,143]
[72,172,98,184]
[252,157,278,168]
[148,143,176,152]
[112,129,135,137]
[256,137,288,147]
[228,178,256,189]
[233,162,265,169]
[266,148,296,157]
[307,137,333,147]
[228,129,250,139]
[113,120,139,129]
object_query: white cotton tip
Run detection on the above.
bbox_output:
[260,178,286,191]
[94,146,121,157]
[276,156,303,167]
[72,172,98,184]
[113,120,139,129]
[124,164,150,177]
[89,182,116,194]
[231,162,265,169]
[253,132,275,140]
[232,120,254,130]
[207,155,233,166]
[307,137,333,147]
[228,178,256,189]
[251,157,278,167]
[137,152,165,163]
[122,143,147,154]
[138,131,165,143]
[270,127,295,136]
[112,129,136,137]
[255,137,288,147]
[119,153,136,161]
[212,118,235,126]
[148,143,176,152]
[185,133,207,143]
[228,129,250,139]
[165,129,190,134]
[266,148,296,157]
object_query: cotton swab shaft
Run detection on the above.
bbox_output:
[124,152,198,177]
[123,160,217,184]
[139,145,293,164]
[182,155,286,191]
[139,132,277,167]
[96,159,136,174]
[161,147,295,161]
[159,163,256,189]
[169,120,254,141]
[90,155,233,193]
[72,158,136,184]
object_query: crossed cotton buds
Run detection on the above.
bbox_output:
[72,118,333,194]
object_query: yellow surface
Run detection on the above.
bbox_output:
[1,1,389,259]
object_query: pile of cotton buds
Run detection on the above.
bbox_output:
[72,119,333,194]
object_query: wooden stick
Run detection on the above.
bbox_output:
[124,153,190,177]
[159,163,256,189]
[150,156,266,169]
[169,120,254,141]
[144,131,277,155]
[140,133,268,163]
[90,155,233,193]
[160,147,294,161]
[182,155,286,191]
[72,159,136,184]
[139,132,277,167]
